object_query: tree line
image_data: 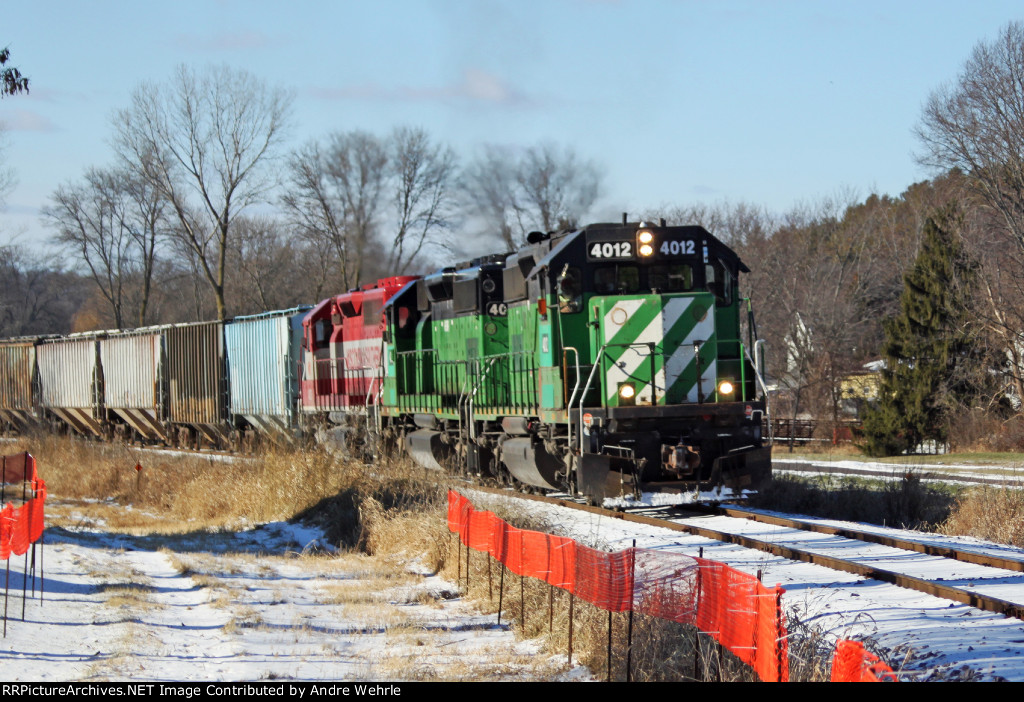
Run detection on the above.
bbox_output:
[29,64,604,329]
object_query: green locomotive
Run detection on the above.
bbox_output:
[379,219,771,501]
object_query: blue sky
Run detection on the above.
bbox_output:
[2,1,1022,253]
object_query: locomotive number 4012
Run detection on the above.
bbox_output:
[589,241,633,259]
[661,239,695,256]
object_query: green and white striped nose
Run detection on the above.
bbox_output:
[596,293,717,406]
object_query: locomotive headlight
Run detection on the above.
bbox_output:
[618,383,637,406]
[637,230,655,257]
[717,380,735,396]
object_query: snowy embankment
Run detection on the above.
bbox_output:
[464,487,1024,682]
[0,507,581,682]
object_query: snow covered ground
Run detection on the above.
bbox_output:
[7,455,1024,682]
[773,455,1024,486]
[0,501,583,682]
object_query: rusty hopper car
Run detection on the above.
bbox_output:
[0,338,40,432]
[164,320,226,447]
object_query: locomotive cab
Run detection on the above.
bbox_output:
[522,222,771,500]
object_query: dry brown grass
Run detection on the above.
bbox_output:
[19,431,829,680]
[939,486,1024,546]
[25,434,448,542]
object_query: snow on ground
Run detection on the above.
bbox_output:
[0,503,582,682]
[465,487,1024,682]
[9,451,1024,682]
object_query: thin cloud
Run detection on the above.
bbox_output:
[0,110,58,132]
[173,31,276,52]
[308,68,533,107]
[690,185,721,196]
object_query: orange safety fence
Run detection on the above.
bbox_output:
[831,639,897,682]
[448,490,788,682]
[0,452,45,560]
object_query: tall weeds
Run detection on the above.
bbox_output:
[21,433,448,538]
[750,471,957,529]
[940,487,1024,546]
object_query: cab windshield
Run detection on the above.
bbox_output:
[594,266,640,294]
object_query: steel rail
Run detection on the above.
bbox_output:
[718,505,1024,574]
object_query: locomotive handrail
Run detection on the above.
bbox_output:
[366,345,387,437]
[576,341,656,453]
[749,339,773,444]
[577,345,606,453]
[563,347,582,459]
[395,348,442,412]
[465,356,499,441]
[299,356,380,414]
[456,358,482,443]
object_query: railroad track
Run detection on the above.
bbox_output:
[37,436,1024,622]
[468,484,1024,621]
[774,457,1024,488]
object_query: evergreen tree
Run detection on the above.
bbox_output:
[861,206,979,456]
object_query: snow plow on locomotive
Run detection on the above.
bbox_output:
[370,220,772,502]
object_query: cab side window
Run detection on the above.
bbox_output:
[650,264,694,292]
[705,260,733,306]
[557,267,582,313]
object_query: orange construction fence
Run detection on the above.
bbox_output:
[448,490,788,682]
[0,452,46,560]
[830,639,897,682]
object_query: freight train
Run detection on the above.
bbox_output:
[0,220,771,501]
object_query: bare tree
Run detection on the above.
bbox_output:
[462,142,603,249]
[282,132,387,289]
[114,64,291,320]
[516,143,601,233]
[656,200,776,247]
[740,194,899,437]
[916,22,1024,408]
[389,126,457,273]
[916,21,1024,250]
[0,245,87,335]
[460,144,518,248]
[283,127,457,287]
[43,167,168,328]
[225,216,323,313]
